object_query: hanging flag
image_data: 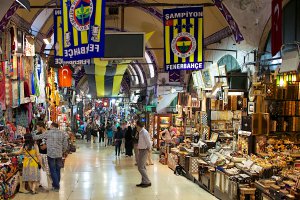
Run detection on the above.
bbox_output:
[164,7,204,71]
[60,0,106,61]
[88,0,106,58]
[54,9,64,65]
[58,66,73,87]
[271,0,282,56]
[85,59,128,97]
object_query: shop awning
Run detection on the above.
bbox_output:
[85,59,129,98]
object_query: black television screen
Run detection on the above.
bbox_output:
[104,33,145,59]
[227,72,248,90]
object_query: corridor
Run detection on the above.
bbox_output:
[14,142,216,200]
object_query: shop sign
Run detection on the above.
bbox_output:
[163,7,204,71]
[59,0,106,61]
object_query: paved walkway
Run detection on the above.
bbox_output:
[14,141,217,200]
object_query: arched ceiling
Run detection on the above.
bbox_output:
[10,0,279,95]
[15,0,231,66]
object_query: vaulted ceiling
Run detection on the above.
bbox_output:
[2,0,288,93]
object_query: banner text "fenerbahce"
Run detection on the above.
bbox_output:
[164,7,204,71]
[60,0,106,61]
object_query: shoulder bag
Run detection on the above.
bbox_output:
[24,148,41,169]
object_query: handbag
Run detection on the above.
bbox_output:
[24,148,41,169]
[40,168,48,189]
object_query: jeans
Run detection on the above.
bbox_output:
[115,140,122,156]
[99,133,105,143]
[48,157,63,189]
[107,137,113,146]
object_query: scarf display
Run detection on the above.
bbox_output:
[0,62,6,110]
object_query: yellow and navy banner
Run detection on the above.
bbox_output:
[60,0,106,61]
[164,7,204,71]
[54,9,63,65]
[85,59,128,97]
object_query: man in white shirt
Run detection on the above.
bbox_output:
[136,121,152,188]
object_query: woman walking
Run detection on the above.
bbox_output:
[105,123,113,146]
[125,126,134,157]
[114,127,123,157]
[86,119,93,143]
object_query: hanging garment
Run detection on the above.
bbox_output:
[0,62,6,110]
[16,110,28,128]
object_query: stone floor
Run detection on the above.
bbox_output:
[14,141,217,200]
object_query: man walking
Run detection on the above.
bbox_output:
[33,122,69,191]
[135,121,152,188]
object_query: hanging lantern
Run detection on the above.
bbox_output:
[58,66,72,87]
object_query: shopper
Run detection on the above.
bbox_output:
[36,121,51,190]
[125,126,133,157]
[132,125,139,165]
[33,122,69,191]
[114,126,123,157]
[136,121,152,188]
[147,130,154,165]
[121,121,127,154]
[91,121,98,143]
[98,123,105,144]
[9,133,42,194]
[85,119,93,143]
[82,120,88,139]
[160,126,173,145]
[106,123,113,146]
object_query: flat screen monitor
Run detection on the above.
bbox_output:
[103,33,145,60]
[227,72,248,90]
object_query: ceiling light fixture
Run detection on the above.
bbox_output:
[16,0,30,11]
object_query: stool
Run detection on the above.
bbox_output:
[240,187,256,200]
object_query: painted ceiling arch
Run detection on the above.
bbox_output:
[14,0,238,67]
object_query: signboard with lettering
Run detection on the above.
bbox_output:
[59,0,106,61]
[163,7,204,71]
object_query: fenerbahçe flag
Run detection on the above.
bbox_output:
[54,9,63,65]
[164,7,204,71]
[60,0,106,61]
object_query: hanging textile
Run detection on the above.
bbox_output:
[31,72,35,95]
[4,61,12,107]
[16,109,28,128]
[34,66,40,97]
[11,80,18,108]
[85,59,128,97]
[0,62,6,110]
[37,60,45,103]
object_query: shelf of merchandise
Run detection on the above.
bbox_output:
[211,129,234,131]
[266,99,300,102]
[154,114,172,150]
